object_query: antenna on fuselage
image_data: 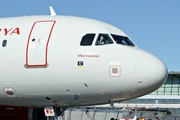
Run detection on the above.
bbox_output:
[49,6,56,16]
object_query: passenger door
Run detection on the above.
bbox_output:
[26,20,56,67]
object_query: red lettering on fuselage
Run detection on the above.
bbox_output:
[4,28,12,35]
[0,28,20,35]
[10,28,20,35]
[78,54,99,58]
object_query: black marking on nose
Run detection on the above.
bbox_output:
[46,97,51,100]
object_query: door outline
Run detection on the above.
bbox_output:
[25,20,56,68]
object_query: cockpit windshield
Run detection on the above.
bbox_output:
[95,34,114,45]
[111,34,135,47]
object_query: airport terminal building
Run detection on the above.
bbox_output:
[116,72,180,115]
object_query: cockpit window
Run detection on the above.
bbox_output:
[111,34,135,46]
[95,34,113,45]
[80,34,95,46]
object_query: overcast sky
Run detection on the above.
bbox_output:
[0,1,179,71]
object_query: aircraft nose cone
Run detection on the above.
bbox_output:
[136,53,168,93]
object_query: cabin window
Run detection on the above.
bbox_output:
[111,34,135,46]
[95,34,113,45]
[2,40,7,47]
[80,34,95,46]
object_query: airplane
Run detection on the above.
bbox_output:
[0,6,168,120]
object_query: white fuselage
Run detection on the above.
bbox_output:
[0,16,167,108]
